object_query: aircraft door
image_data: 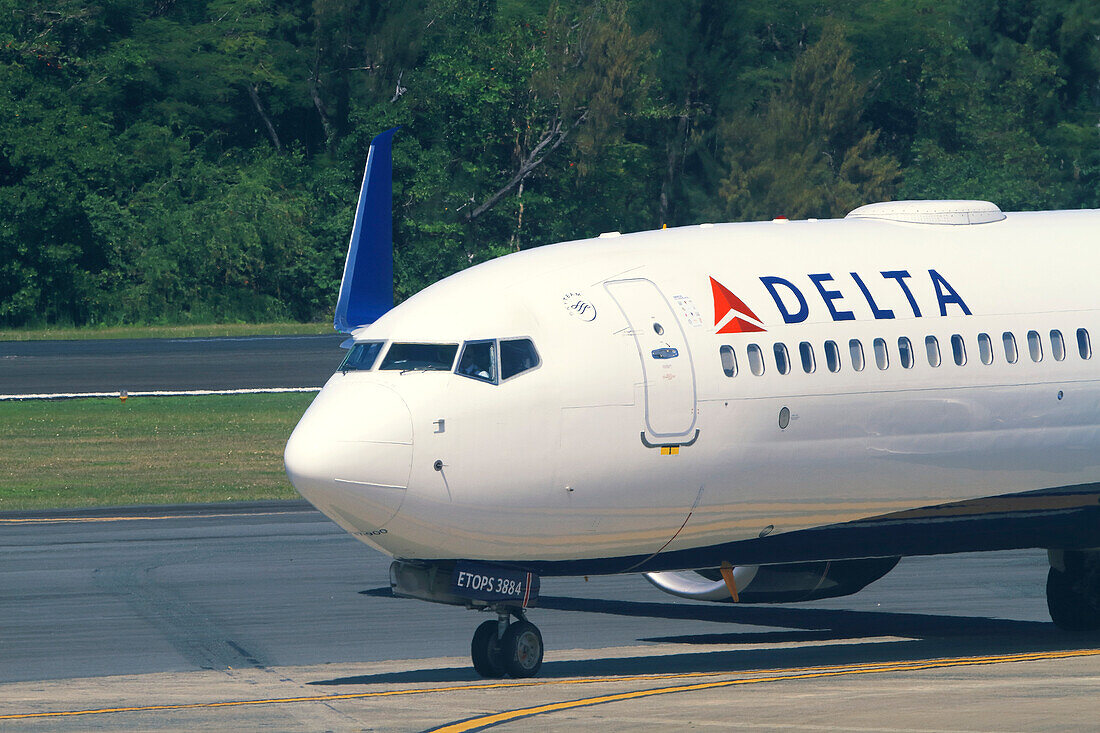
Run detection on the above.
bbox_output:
[605,278,697,440]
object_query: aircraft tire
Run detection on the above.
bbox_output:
[501,620,543,678]
[471,620,507,678]
[1046,566,1100,631]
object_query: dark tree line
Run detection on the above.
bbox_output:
[1,0,1097,327]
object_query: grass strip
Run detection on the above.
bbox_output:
[0,322,332,342]
[0,394,315,510]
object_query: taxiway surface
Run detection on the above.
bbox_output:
[0,335,344,395]
[2,504,1098,730]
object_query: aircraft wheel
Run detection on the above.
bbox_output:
[1046,566,1100,631]
[501,620,543,678]
[471,620,507,678]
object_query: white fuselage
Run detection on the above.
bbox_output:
[284,209,1100,569]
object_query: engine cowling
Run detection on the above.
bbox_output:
[644,557,900,604]
[644,565,758,601]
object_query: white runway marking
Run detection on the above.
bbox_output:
[0,387,322,401]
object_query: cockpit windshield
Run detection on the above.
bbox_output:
[500,338,539,379]
[339,341,384,372]
[341,339,536,379]
[457,341,496,382]
[379,343,458,371]
[456,338,539,384]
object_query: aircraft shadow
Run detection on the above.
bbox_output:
[314,591,1099,686]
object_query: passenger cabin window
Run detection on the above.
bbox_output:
[898,337,914,369]
[1027,330,1043,362]
[339,341,384,372]
[1003,332,1018,364]
[747,344,765,376]
[457,340,496,383]
[799,342,815,373]
[926,335,941,367]
[774,343,791,375]
[500,338,540,380]
[977,333,994,365]
[1078,328,1092,360]
[1050,330,1066,361]
[380,343,458,371]
[849,339,865,372]
[824,340,841,373]
[720,345,737,377]
[873,338,889,370]
[951,334,966,366]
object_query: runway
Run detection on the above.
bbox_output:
[2,504,1098,730]
[0,335,344,396]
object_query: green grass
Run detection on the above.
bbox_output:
[0,321,333,342]
[0,393,316,511]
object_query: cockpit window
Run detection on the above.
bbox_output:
[456,339,540,384]
[500,339,540,380]
[379,343,458,371]
[339,341,384,372]
[457,340,496,383]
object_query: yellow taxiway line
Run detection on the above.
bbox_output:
[427,648,1100,732]
[2,649,1097,722]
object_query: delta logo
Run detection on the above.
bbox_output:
[710,277,766,334]
[710,270,972,333]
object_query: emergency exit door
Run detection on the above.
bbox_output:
[605,278,697,439]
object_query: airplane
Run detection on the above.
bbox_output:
[284,128,1100,679]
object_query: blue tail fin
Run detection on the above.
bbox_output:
[334,127,399,333]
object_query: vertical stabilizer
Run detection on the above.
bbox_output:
[334,127,399,333]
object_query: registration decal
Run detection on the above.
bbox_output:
[451,562,540,607]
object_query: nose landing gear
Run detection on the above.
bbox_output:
[471,609,544,678]
[388,560,544,677]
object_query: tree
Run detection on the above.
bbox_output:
[897,0,1098,210]
[462,1,656,228]
[716,27,900,221]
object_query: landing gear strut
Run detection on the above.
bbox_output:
[1046,550,1100,631]
[471,609,544,678]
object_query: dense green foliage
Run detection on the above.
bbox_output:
[2,0,1097,327]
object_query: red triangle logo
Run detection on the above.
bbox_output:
[710,277,765,333]
[718,316,765,334]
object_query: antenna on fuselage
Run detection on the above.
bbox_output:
[333,127,400,333]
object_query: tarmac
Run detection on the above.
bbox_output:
[0,334,344,394]
[2,503,1098,731]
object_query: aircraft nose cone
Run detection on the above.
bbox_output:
[285,380,413,532]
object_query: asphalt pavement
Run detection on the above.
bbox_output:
[2,505,1098,730]
[0,335,345,395]
[0,502,1072,684]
